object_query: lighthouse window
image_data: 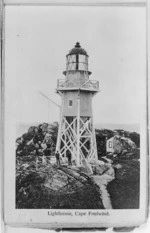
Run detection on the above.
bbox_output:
[79,54,86,63]
[69,100,73,107]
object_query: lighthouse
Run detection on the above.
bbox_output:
[56,42,99,167]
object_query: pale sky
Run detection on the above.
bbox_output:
[5,6,146,129]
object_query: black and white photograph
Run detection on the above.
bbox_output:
[3,0,148,228]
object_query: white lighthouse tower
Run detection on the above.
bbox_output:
[56,42,99,167]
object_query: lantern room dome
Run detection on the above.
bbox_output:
[67,42,88,56]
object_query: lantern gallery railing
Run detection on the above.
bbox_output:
[57,79,99,92]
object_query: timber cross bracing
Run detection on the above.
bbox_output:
[56,116,98,166]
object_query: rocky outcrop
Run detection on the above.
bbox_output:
[16,122,58,157]
[16,122,140,209]
[107,158,140,209]
[16,122,140,159]
[16,156,104,209]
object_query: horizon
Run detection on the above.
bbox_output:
[16,122,140,138]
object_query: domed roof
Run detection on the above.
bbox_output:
[67,42,88,56]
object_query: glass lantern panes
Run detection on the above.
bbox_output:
[66,54,88,71]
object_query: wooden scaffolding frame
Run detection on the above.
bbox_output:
[55,91,98,166]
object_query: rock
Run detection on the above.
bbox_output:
[16,122,140,209]
[107,159,140,209]
[16,157,104,209]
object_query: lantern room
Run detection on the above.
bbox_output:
[63,42,91,75]
[58,42,99,92]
